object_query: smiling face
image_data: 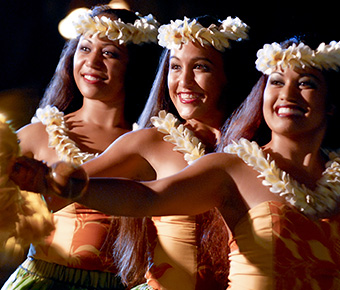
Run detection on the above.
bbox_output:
[167,42,227,124]
[263,66,329,139]
[73,33,129,104]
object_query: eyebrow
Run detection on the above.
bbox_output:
[82,38,123,51]
[270,71,322,81]
[169,55,214,64]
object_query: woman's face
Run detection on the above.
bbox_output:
[263,66,329,138]
[73,33,129,103]
[167,42,227,122]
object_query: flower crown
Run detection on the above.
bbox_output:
[256,41,340,75]
[157,16,249,52]
[72,10,159,44]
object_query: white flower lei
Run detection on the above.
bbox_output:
[158,16,249,52]
[256,41,340,75]
[151,110,205,165]
[224,138,340,219]
[32,105,98,165]
[72,10,159,45]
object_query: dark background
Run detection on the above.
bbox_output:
[1,0,339,284]
[1,0,340,129]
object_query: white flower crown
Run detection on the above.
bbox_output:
[256,41,340,75]
[157,16,249,52]
[72,10,159,45]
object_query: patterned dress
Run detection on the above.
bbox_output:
[2,203,124,290]
[228,201,340,289]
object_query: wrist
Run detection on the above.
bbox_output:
[47,162,89,200]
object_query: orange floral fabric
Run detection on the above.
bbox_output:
[228,201,340,289]
[30,202,117,272]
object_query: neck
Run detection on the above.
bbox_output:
[76,97,129,129]
[263,132,326,180]
[184,118,222,152]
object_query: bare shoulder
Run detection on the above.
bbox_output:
[191,151,243,172]
[17,122,48,156]
[109,127,165,152]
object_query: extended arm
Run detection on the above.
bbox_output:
[77,153,231,217]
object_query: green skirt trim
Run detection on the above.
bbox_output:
[131,283,154,290]
[2,258,126,290]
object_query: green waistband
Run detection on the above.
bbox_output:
[19,258,125,289]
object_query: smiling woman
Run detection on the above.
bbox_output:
[1,5,160,290]
[36,35,340,290]
[71,15,250,290]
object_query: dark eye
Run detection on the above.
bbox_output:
[270,79,284,86]
[103,51,119,58]
[194,63,209,71]
[299,81,316,89]
[80,46,90,52]
[170,64,181,70]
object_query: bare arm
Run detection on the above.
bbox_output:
[77,153,232,217]
[82,129,156,180]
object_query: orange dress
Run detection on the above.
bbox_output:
[2,203,124,289]
[31,202,117,271]
[228,201,340,289]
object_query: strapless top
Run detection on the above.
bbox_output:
[228,201,340,289]
[29,202,117,272]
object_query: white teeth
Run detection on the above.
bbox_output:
[84,75,100,81]
[180,93,199,100]
[277,107,304,116]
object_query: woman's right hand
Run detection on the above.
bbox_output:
[10,156,50,194]
[10,157,89,200]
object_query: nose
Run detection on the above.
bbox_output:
[179,67,195,88]
[85,50,103,70]
[279,81,299,102]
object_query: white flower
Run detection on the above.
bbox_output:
[157,16,248,52]
[152,110,205,165]
[32,106,98,165]
[256,41,340,75]
[225,138,340,219]
[72,11,159,45]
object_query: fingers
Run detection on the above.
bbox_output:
[10,157,50,194]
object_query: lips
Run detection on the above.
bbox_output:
[82,73,106,84]
[275,105,306,117]
[178,92,201,104]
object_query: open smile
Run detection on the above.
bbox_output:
[275,105,307,117]
[82,73,106,84]
[178,92,201,104]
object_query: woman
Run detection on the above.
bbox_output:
[81,15,249,290]
[20,36,340,289]
[2,5,159,290]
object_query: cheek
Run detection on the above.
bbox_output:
[262,90,275,121]
[167,74,177,97]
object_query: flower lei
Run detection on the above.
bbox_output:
[150,110,205,165]
[256,41,340,75]
[224,138,340,219]
[158,16,249,52]
[32,105,97,165]
[72,10,159,45]
[0,114,54,256]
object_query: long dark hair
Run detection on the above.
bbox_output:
[218,35,340,151]
[39,5,159,125]
[138,15,251,129]
[114,15,250,289]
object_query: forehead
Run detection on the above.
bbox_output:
[79,34,128,51]
[169,41,223,63]
[270,66,326,81]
